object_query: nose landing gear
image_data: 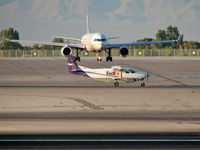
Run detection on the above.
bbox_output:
[97,56,102,62]
[96,52,102,62]
[114,81,119,87]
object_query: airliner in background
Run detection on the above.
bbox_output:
[7,12,179,62]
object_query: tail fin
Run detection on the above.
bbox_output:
[67,55,89,77]
[67,55,79,72]
[86,8,90,34]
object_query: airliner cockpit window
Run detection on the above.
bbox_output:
[94,39,107,42]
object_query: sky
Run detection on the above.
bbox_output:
[0,0,200,43]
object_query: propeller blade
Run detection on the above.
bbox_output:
[146,72,149,83]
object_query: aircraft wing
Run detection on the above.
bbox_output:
[107,37,120,40]
[5,39,85,49]
[106,39,178,49]
[54,36,81,42]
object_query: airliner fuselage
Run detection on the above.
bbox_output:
[81,33,107,52]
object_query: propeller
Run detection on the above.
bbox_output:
[146,72,150,83]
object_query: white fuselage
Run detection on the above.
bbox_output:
[78,66,146,83]
[81,33,108,52]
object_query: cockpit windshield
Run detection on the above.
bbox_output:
[122,68,135,73]
[94,39,107,42]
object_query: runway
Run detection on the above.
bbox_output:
[1,57,200,87]
[0,57,200,134]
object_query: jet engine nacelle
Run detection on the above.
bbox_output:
[119,46,129,57]
[61,46,71,56]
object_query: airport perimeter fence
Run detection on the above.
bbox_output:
[0,49,200,58]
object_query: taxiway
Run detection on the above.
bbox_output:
[0,57,200,134]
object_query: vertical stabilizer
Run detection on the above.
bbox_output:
[67,55,89,77]
[67,55,79,72]
[86,8,90,34]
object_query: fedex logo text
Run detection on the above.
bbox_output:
[106,71,119,76]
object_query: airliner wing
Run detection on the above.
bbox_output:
[5,39,85,49]
[107,37,120,40]
[106,39,178,49]
[54,36,81,42]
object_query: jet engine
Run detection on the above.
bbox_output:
[119,47,129,57]
[61,46,71,56]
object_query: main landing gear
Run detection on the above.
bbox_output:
[74,49,81,61]
[106,48,112,62]
[141,82,145,87]
[114,81,119,87]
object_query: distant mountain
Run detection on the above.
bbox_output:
[1,0,200,41]
[1,0,200,23]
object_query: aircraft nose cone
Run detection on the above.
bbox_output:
[95,44,103,51]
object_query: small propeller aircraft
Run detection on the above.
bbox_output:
[68,54,149,87]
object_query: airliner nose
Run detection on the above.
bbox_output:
[95,43,103,51]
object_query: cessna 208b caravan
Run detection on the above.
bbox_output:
[68,54,149,87]
[6,13,178,62]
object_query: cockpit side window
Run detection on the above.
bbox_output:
[130,69,135,73]
[129,69,135,73]
[122,68,135,73]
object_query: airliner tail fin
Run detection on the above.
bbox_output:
[86,8,90,34]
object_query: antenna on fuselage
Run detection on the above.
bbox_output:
[86,7,90,34]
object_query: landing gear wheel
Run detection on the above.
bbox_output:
[106,57,113,62]
[97,56,102,62]
[77,56,80,61]
[141,82,145,87]
[75,56,80,61]
[106,48,112,62]
[114,82,119,87]
[75,49,81,61]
